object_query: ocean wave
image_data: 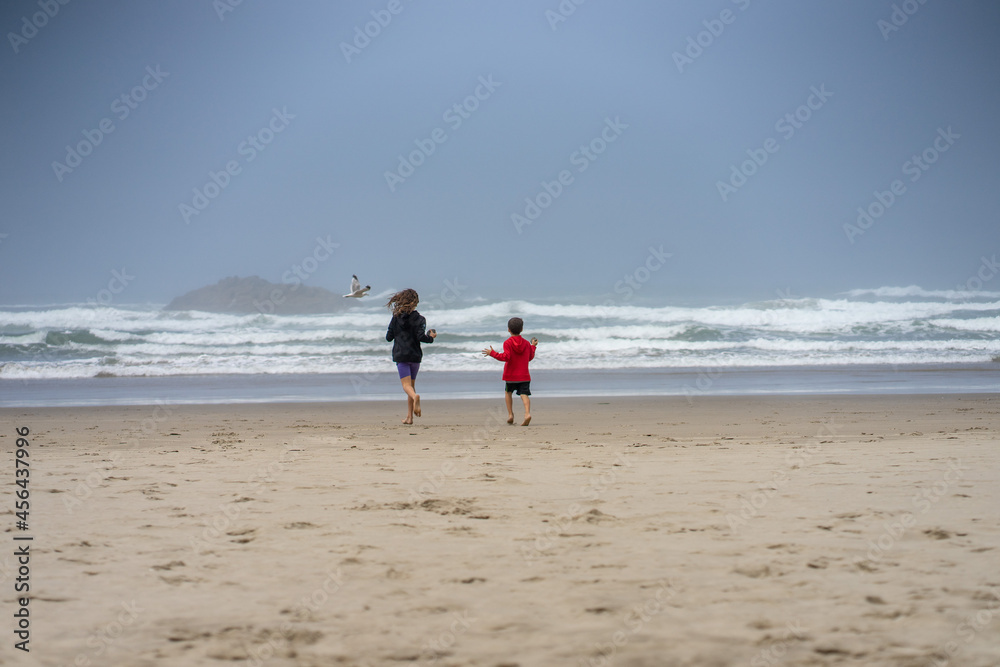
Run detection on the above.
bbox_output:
[0,331,47,346]
[2,293,998,379]
[845,285,1000,300]
[928,317,1000,333]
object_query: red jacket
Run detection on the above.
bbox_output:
[489,335,536,382]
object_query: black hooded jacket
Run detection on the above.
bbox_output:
[386,310,433,363]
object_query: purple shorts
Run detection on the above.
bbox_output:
[396,362,420,380]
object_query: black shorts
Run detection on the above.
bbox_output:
[505,381,531,396]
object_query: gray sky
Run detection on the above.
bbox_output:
[2,0,998,306]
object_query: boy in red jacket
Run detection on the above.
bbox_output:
[482,317,538,426]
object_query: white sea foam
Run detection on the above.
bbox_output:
[928,317,1000,333]
[2,289,998,379]
[845,285,1000,300]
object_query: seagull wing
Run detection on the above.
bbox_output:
[350,275,361,293]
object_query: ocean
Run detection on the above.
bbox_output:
[2,286,998,405]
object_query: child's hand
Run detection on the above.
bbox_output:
[531,337,538,346]
[428,329,437,339]
[481,346,493,356]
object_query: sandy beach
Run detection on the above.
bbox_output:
[2,394,998,666]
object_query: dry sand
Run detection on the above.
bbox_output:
[1,394,998,667]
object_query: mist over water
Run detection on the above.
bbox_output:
[2,288,998,380]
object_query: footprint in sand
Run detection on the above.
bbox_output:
[734,563,773,578]
[202,625,323,661]
[418,498,478,515]
[582,509,616,523]
[226,528,256,543]
[152,560,186,571]
[923,527,952,540]
[585,607,615,614]
[159,574,204,586]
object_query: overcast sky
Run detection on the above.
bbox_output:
[1,0,998,306]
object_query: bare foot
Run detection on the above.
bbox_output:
[521,416,531,426]
[402,418,413,425]
[507,415,514,425]
[414,394,421,417]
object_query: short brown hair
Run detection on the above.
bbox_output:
[507,317,523,335]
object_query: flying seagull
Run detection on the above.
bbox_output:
[343,275,371,298]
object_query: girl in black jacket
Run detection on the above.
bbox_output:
[386,289,436,424]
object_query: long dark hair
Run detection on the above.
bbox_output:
[386,289,419,316]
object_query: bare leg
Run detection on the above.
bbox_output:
[413,378,421,418]
[505,392,514,424]
[400,376,419,424]
[521,394,531,426]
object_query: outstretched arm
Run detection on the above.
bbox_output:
[481,345,509,360]
[416,316,434,343]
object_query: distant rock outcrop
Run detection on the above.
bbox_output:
[164,276,347,314]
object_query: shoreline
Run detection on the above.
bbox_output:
[3,362,998,407]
